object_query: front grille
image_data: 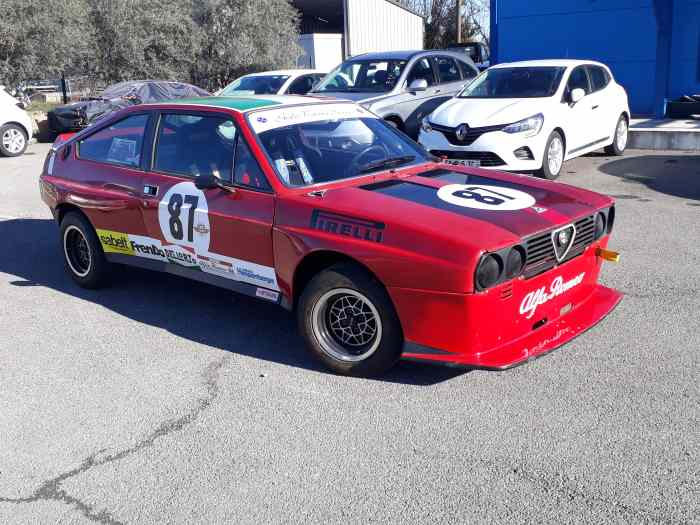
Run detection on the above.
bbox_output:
[431,122,506,146]
[430,150,506,167]
[523,215,596,278]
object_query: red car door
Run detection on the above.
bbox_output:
[137,110,280,300]
[70,113,151,244]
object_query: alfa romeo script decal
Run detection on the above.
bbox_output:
[519,273,585,319]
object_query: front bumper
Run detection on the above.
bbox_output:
[390,239,622,369]
[418,127,548,172]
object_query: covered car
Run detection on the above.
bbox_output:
[48,80,210,134]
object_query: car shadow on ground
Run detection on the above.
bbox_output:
[596,154,700,203]
[0,218,466,385]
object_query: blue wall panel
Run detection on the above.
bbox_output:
[494,0,660,115]
[669,0,700,99]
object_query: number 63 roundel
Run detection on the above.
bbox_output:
[158,181,211,253]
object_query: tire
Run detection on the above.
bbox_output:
[297,263,403,377]
[604,114,628,156]
[60,212,111,288]
[384,117,403,131]
[537,130,565,180]
[0,123,28,157]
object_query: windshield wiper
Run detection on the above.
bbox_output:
[358,155,416,174]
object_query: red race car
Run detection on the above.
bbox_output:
[40,96,622,376]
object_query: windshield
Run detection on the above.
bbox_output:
[249,105,429,187]
[460,67,565,98]
[220,75,290,95]
[314,60,407,93]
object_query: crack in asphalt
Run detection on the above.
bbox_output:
[506,463,688,524]
[0,357,226,524]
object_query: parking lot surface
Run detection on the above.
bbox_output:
[0,143,698,524]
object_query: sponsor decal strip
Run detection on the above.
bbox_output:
[96,228,280,293]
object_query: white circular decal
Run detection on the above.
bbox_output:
[437,184,536,211]
[158,181,211,253]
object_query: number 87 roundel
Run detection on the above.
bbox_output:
[158,181,211,253]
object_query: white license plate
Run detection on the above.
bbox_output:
[447,159,481,168]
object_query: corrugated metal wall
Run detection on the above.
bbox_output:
[346,0,424,56]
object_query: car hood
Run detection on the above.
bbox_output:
[297,164,611,251]
[429,97,551,127]
[52,101,91,116]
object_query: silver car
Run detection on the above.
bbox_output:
[312,50,478,138]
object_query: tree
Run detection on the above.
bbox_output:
[191,0,302,92]
[0,0,93,86]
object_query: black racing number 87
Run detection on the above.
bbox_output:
[451,186,515,206]
[167,193,199,242]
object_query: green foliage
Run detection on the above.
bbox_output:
[0,0,301,91]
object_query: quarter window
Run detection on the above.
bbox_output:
[78,114,148,168]
[233,138,271,191]
[588,66,610,92]
[406,58,436,87]
[287,75,316,95]
[435,56,461,83]
[154,114,236,182]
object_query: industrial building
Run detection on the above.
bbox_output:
[292,0,424,71]
[489,0,700,117]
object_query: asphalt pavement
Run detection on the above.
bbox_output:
[0,143,698,524]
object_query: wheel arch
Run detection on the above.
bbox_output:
[55,203,89,226]
[292,250,385,309]
[1,120,31,139]
[383,115,405,130]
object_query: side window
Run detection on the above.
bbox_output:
[567,66,591,95]
[154,113,236,182]
[434,56,461,83]
[287,75,314,95]
[233,138,271,191]
[406,58,436,87]
[457,60,477,80]
[78,114,148,168]
[588,66,610,92]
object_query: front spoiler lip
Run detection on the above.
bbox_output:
[401,284,623,370]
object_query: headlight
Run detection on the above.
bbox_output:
[475,253,503,290]
[594,212,606,240]
[505,246,526,279]
[607,206,615,234]
[503,113,544,137]
[420,116,432,133]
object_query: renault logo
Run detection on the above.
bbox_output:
[455,123,469,141]
[551,224,576,262]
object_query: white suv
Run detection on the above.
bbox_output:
[419,60,630,179]
[0,86,33,157]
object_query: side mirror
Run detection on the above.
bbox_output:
[408,79,428,92]
[194,173,218,190]
[570,88,585,104]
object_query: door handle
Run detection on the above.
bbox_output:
[591,105,599,110]
[143,184,159,197]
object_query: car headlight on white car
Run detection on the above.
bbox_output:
[503,113,544,137]
[420,116,432,133]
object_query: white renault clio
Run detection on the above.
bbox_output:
[419,60,630,179]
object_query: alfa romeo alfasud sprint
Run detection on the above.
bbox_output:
[40,96,622,376]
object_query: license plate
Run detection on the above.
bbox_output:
[447,159,481,168]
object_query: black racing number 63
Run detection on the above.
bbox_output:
[451,186,515,206]
[167,193,199,242]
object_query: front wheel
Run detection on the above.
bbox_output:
[537,131,565,180]
[605,115,628,156]
[0,124,28,157]
[298,264,403,376]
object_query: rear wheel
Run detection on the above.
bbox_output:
[298,263,403,376]
[537,130,564,180]
[604,114,628,156]
[60,212,111,288]
[0,124,28,157]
